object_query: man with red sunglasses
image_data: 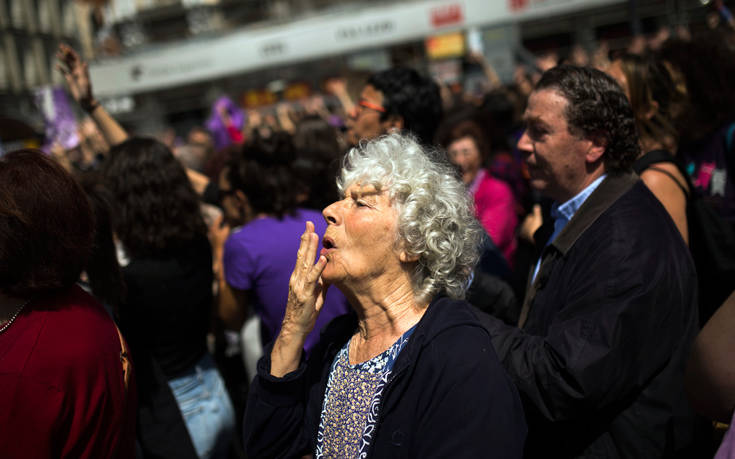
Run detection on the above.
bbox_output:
[345,68,442,147]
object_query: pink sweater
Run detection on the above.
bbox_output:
[470,169,518,265]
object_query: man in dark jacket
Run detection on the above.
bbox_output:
[482,65,698,458]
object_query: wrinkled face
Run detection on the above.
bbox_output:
[517,89,595,203]
[345,85,389,147]
[320,183,403,288]
[448,136,483,185]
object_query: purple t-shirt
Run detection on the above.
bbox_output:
[224,208,349,353]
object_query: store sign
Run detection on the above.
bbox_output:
[482,23,519,84]
[509,0,578,13]
[146,59,208,78]
[347,49,391,72]
[508,0,528,11]
[90,0,623,96]
[260,41,287,58]
[335,21,395,41]
[430,4,463,28]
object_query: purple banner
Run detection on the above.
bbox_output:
[34,86,80,153]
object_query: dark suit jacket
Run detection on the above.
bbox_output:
[483,173,699,458]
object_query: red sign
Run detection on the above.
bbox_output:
[430,4,463,28]
[509,0,528,11]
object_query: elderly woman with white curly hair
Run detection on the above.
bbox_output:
[243,133,526,458]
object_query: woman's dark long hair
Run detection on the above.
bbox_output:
[659,32,735,143]
[102,137,207,259]
[78,172,126,315]
[616,53,681,153]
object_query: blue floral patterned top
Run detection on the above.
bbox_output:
[314,325,416,458]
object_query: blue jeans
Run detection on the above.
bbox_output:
[168,353,235,459]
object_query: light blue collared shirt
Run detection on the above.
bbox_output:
[531,174,607,282]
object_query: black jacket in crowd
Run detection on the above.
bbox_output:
[243,296,527,458]
[481,173,699,458]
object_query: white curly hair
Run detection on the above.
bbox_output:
[337,132,483,303]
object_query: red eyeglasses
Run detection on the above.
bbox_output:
[357,99,386,113]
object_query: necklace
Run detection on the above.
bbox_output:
[0,300,30,334]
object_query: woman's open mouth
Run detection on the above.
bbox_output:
[321,237,336,258]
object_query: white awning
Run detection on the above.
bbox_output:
[90,0,623,96]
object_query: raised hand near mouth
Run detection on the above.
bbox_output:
[270,221,329,377]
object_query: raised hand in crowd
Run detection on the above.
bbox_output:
[276,102,296,134]
[57,43,97,112]
[513,65,534,99]
[468,50,502,90]
[324,77,355,116]
[57,43,218,196]
[303,95,330,120]
[244,108,262,134]
[56,43,128,147]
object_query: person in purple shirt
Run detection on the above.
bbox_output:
[217,133,349,354]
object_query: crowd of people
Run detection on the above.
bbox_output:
[1,14,735,459]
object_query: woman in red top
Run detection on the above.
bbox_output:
[0,150,136,458]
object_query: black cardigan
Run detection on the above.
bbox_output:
[243,296,527,458]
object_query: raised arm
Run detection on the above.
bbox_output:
[58,44,215,194]
[270,221,329,377]
[276,103,296,134]
[468,51,502,91]
[57,44,128,147]
[325,78,355,117]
